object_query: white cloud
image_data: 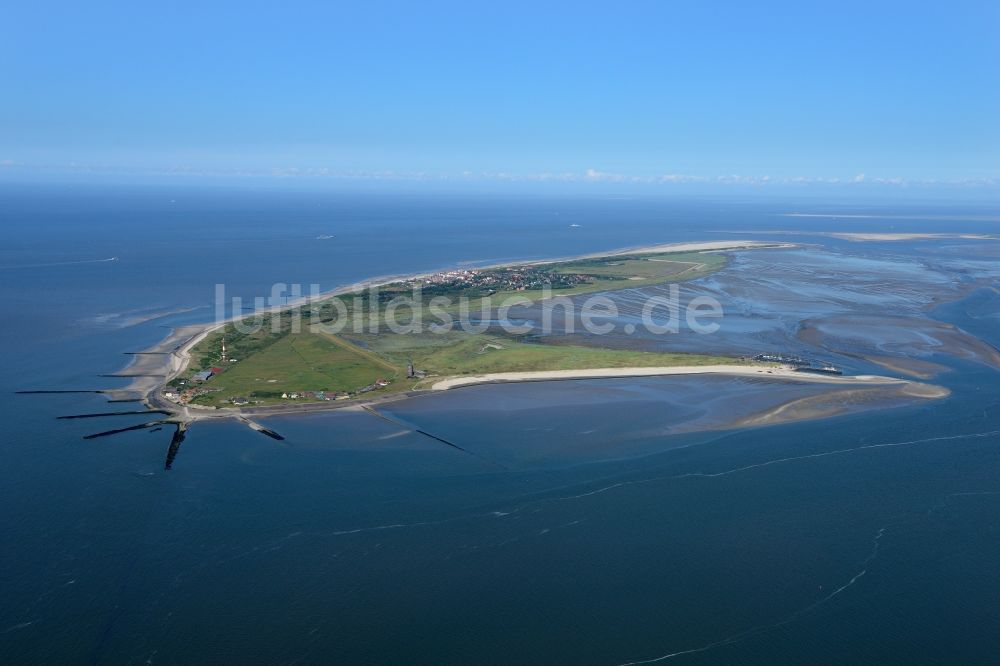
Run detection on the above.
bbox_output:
[584,168,629,183]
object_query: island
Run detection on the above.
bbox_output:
[164,242,761,408]
[90,240,949,459]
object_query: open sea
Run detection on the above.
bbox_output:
[2,184,999,663]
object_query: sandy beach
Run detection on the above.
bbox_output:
[824,232,1000,242]
[429,364,946,392]
[606,240,794,255]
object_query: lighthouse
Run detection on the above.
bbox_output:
[221,336,228,363]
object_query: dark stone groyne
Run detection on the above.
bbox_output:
[58,410,171,420]
[165,423,187,470]
[83,421,169,439]
[99,373,167,378]
[16,390,106,394]
[360,405,507,470]
[238,417,286,440]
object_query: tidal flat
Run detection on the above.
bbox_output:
[522,239,1000,379]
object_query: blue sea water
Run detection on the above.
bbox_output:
[1,184,999,663]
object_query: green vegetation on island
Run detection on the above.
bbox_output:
[173,249,739,407]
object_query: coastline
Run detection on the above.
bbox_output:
[126,239,790,406]
[113,236,961,435]
[121,235,954,431]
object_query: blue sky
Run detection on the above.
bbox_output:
[2,1,998,193]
